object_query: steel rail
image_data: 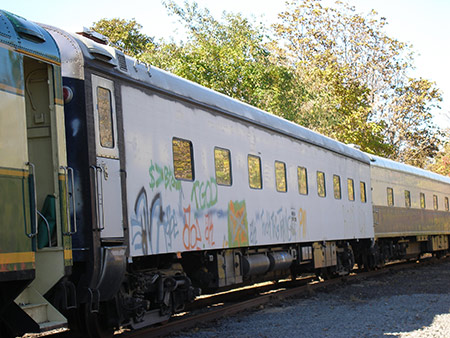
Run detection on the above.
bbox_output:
[122,256,448,338]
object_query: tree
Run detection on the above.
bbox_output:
[91,18,153,58]
[91,0,445,168]
[272,0,444,165]
[142,1,307,119]
[383,78,443,167]
[428,140,450,176]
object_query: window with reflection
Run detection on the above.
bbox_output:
[317,171,326,197]
[275,161,287,192]
[347,178,355,201]
[433,195,438,210]
[420,193,426,209]
[387,187,394,206]
[214,147,232,186]
[333,175,341,199]
[172,138,194,181]
[97,87,114,148]
[360,182,367,203]
[405,190,411,208]
[248,155,262,189]
[445,197,449,212]
[297,166,308,195]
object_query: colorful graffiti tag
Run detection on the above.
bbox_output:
[228,200,249,247]
[191,177,218,212]
[131,160,308,255]
[130,188,180,255]
[149,160,181,192]
[298,208,307,238]
[182,205,216,250]
[259,207,299,242]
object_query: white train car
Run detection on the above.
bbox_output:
[2,10,449,338]
[42,25,375,334]
[121,64,374,255]
[370,155,450,258]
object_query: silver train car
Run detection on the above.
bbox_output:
[43,24,374,335]
[370,155,450,259]
[0,10,449,337]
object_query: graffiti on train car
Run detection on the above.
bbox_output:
[191,177,218,212]
[132,160,309,255]
[298,208,307,238]
[253,207,300,243]
[131,188,181,254]
[132,161,224,254]
[182,205,216,250]
[149,160,182,192]
[228,200,249,247]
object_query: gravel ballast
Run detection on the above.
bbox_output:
[172,259,450,338]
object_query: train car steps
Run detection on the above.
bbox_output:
[15,286,67,332]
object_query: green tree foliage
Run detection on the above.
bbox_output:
[90,0,445,169]
[383,77,443,167]
[142,1,306,119]
[91,18,153,58]
[273,0,443,165]
[428,139,450,176]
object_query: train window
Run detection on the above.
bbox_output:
[387,187,394,206]
[172,138,194,181]
[433,195,438,210]
[405,190,411,208]
[248,155,262,189]
[333,175,341,199]
[275,161,287,192]
[420,193,426,209]
[97,87,114,148]
[214,147,232,186]
[317,171,326,197]
[347,178,355,201]
[445,197,449,211]
[297,167,308,195]
[360,182,367,203]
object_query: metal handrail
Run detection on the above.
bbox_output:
[90,165,105,231]
[67,166,77,234]
[26,162,38,238]
[61,166,78,236]
[37,210,52,247]
[60,166,71,235]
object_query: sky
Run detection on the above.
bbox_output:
[2,0,449,128]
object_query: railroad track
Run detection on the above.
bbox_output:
[33,256,447,338]
[116,256,448,338]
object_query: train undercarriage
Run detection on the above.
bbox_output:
[45,234,448,337]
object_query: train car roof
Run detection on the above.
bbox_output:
[368,153,450,185]
[44,27,372,164]
[0,10,60,64]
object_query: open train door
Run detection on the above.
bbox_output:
[91,74,124,239]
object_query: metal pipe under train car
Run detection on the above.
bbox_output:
[242,252,293,277]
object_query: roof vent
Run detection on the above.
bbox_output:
[3,11,45,43]
[116,51,128,72]
[77,27,108,45]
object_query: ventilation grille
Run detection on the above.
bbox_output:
[116,52,128,72]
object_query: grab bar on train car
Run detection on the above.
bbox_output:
[26,162,38,238]
[373,209,379,225]
[60,166,78,235]
[37,210,52,247]
[90,165,105,231]
[68,166,78,234]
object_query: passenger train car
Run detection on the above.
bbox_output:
[0,10,73,336]
[0,10,449,338]
[370,155,450,260]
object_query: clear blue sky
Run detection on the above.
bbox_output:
[3,0,449,128]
